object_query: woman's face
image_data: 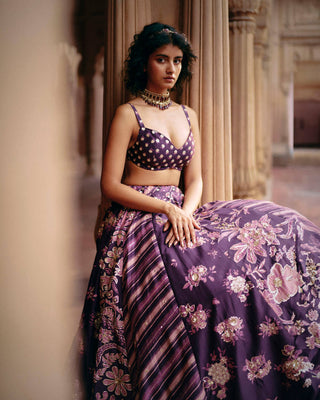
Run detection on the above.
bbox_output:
[146,43,183,94]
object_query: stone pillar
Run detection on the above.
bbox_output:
[104,0,152,149]
[254,0,271,197]
[229,0,261,198]
[182,0,233,203]
[95,0,152,232]
[89,47,104,177]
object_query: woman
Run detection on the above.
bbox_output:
[79,23,320,399]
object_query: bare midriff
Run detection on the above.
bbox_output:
[122,160,181,187]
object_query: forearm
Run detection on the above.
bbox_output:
[182,178,203,214]
[101,179,171,215]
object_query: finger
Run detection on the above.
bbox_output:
[177,221,185,247]
[171,221,179,243]
[165,229,174,245]
[190,225,197,246]
[187,222,196,247]
[168,235,176,247]
[192,218,201,230]
[167,227,177,247]
[163,220,170,232]
[183,222,192,248]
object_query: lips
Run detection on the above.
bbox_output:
[164,77,175,82]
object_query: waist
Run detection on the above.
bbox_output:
[123,162,181,187]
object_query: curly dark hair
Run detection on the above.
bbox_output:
[124,22,197,96]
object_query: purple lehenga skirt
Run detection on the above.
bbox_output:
[79,185,320,399]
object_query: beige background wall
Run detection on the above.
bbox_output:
[0,1,77,398]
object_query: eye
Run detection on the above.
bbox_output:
[174,59,182,65]
[156,57,165,63]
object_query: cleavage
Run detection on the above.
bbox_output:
[143,126,190,149]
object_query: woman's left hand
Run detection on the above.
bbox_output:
[163,206,200,248]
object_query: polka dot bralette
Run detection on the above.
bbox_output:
[126,104,195,171]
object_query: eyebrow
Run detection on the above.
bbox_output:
[155,53,183,59]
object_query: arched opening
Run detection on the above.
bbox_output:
[294,61,320,148]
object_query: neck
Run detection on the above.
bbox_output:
[145,86,168,96]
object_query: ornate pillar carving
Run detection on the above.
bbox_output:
[182,0,233,203]
[229,0,261,198]
[104,0,152,149]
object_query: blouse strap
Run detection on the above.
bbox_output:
[128,103,145,129]
[181,105,191,128]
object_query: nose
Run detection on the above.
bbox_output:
[166,61,175,74]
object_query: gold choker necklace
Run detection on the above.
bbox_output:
[140,88,172,110]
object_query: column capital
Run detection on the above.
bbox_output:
[229,0,261,17]
[229,0,261,34]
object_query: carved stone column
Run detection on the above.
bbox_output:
[229,0,261,198]
[89,47,104,177]
[183,0,233,203]
[254,0,271,197]
[95,0,152,232]
[104,0,151,149]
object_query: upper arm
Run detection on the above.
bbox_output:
[184,106,202,185]
[101,104,135,189]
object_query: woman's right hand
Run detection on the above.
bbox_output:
[163,203,200,248]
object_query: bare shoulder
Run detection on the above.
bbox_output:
[114,103,135,119]
[110,103,138,133]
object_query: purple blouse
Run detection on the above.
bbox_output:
[126,104,195,171]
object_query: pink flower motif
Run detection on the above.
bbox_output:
[170,258,178,268]
[187,305,209,333]
[179,303,195,318]
[103,366,131,396]
[280,353,314,382]
[113,229,126,246]
[306,322,320,349]
[180,304,209,334]
[96,391,110,400]
[307,309,319,321]
[100,275,113,290]
[269,245,277,257]
[104,246,123,269]
[243,354,272,382]
[267,263,304,304]
[230,216,283,264]
[223,271,253,303]
[259,317,281,337]
[203,348,235,398]
[215,316,244,344]
[281,344,295,357]
[208,231,220,241]
[183,265,208,290]
[208,361,230,385]
[284,320,306,336]
[98,329,113,344]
